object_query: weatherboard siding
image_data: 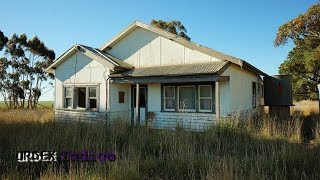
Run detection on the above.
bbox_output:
[148,112,216,130]
[221,64,263,113]
[54,52,108,112]
[106,27,221,68]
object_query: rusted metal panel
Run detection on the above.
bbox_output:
[263,75,293,106]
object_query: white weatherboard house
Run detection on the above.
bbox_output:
[46,21,267,130]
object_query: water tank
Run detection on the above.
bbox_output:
[263,75,293,106]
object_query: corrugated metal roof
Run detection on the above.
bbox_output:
[110,61,229,77]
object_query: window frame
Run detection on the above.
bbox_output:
[163,86,176,111]
[198,85,212,112]
[64,86,73,109]
[88,86,98,110]
[62,85,99,111]
[177,85,196,112]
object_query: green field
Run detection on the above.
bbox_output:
[0,101,53,108]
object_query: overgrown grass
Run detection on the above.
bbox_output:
[292,100,319,115]
[0,103,319,179]
[0,101,53,108]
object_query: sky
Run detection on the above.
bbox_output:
[0,0,318,101]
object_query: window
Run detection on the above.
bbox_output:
[164,86,175,111]
[63,85,99,110]
[178,86,196,111]
[199,85,212,112]
[162,84,214,113]
[252,82,257,108]
[64,87,73,109]
[89,87,97,109]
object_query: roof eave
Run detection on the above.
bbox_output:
[242,61,268,76]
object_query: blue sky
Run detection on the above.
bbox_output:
[0,0,318,100]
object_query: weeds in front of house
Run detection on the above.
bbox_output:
[0,101,319,179]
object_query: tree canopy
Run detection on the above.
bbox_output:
[275,3,320,100]
[0,31,55,108]
[274,3,320,46]
[150,19,191,41]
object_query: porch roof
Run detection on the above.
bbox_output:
[109,61,229,83]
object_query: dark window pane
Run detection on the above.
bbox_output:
[90,99,97,108]
[77,87,86,108]
[65,98,72,108]
[200,99,211,110]
[179,87,196,110]
[165,99,175,110]
[200,86,211,97]
[165,87,175,97]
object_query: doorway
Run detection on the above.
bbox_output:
[131,85,147,125]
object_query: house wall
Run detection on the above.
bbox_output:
[219,80,230,116]
[221,64,263,113]
[106,27,221,68]
[108,83,131,111]
[54,52,108,112]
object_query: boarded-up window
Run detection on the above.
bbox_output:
[119,91,125,103]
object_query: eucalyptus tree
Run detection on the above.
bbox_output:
[275,3,320,100]
[150,19,191,41]
[0,30,55,108]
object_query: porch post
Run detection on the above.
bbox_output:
[215,81,220,121]
[135,83,140,126]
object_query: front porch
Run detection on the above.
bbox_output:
[106,61,231,130]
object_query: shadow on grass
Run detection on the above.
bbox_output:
[0,116,320,179]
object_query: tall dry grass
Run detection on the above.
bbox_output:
[291,100,319,115]
[0,108,53,123]
[0,105,319,179]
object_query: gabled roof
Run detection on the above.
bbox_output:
[100,21,268,76]
[45,44,132,74]
[109,61,229,78]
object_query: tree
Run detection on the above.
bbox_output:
[279,36,320,100]
[275,3,320,101]
[150,19,191,41]
[0,31,55,108]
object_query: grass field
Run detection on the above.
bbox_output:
[0,101,319,179]
[0,101,53,108]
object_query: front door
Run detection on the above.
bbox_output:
[132,85,147,125]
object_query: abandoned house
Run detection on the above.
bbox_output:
[46,21,267,130]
